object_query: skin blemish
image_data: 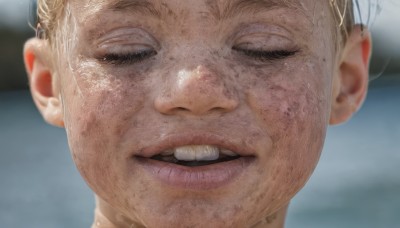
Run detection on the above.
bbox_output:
[80,112,98,137]
[205,0,222,20]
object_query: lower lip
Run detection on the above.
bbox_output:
[135,157,255,190]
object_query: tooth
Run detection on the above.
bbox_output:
[174,145,220,161]
[195,145,219,161]
[174,146,196,161]
[220,148,238,157]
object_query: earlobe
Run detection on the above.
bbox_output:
[24,38,64,128]
[330,25,372,125]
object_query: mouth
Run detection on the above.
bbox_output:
[135,143,255,190]
[149,145,241,167]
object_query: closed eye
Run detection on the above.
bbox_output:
[233,47,299,62]
[99,50,157,65]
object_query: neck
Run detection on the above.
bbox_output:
[92,196,288,228]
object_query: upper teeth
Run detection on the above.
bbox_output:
[161,145,238,161]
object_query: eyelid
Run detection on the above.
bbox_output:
[232,31,299,62]
[230,23,298,54]
[95,27,160,50]
[98,43,155,55]
[233,35,295,52]
[99,49,157,65]
[232,46,299,62]
[232,23,294,42]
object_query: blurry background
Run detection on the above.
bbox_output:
[0,0,399,227]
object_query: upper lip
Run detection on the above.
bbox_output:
[133,132,257,159]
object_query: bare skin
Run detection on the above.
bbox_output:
[24,0,371,227]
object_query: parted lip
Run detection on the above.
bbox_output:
[132,132,257,159]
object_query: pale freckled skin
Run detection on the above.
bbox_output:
[49,0,340,227]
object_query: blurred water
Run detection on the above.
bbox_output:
[0,77,399,227]
[287,77,400,228]
[0,91,94,227]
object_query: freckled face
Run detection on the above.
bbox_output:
[58,0,336,227]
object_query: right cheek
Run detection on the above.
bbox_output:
[63,97,109,164]
[66,113,117,194]
[66,112,99,165]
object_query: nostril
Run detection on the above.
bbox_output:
[174,107,190,112]
[172,106,232,115]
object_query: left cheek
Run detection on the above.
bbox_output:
[248,75,328,137]
[247,71,330,184]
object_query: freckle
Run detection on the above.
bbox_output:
[161,2,174,16]
[251,80,258,87]
[256,192,266,203]
[213,211,221,220]
[114,127,124,138]
[80,112,97,137]
[256,167,263,175]
[180,28,188,36]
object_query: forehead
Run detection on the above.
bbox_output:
[69,0,331,22]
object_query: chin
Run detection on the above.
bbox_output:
[137,208,257,228]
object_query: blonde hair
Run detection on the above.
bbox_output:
[36,0,356,44]
[36,0,64,41]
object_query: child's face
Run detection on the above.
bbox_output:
[28,0,369,227]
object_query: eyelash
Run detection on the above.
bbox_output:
[99,50,157,65]
[98,47,297,65]
[232,47,299,62]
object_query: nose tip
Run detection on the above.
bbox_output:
[154,66,239,116]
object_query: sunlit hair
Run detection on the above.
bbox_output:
[35,0,356,44]
[36,0,64,40]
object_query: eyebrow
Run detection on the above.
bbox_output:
[105,0,297,21]
[218,0,296,20]
[107,0,162,18]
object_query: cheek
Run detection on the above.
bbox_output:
[245,60,331,197]
[60,64,148,192]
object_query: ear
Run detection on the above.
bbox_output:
[24,38,64,128]
[329,25,372,125]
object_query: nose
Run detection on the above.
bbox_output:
[154,65,239,116]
